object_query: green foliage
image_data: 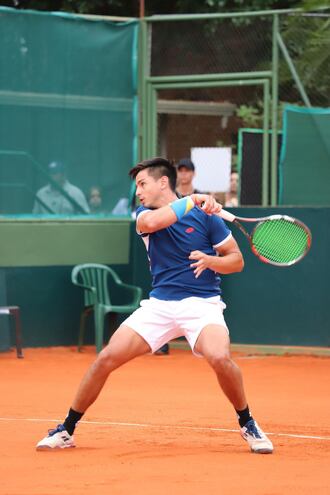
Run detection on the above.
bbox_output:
[301,0,330,10]
[236,100,287,128]
[236,104,262,127]
[1,0,304,16]
[280,13,330,105]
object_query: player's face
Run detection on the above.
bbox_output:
[135,169,163,208]
[177,166,194,186]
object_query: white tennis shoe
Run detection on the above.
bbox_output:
[240,419,273,454]
[36,424,75,450]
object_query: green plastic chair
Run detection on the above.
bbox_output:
[71,263,142,353]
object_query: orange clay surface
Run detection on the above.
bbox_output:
[0,346,329,495]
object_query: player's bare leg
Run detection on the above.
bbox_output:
[36,325,150,450]
[194,324,273,454]
[72,325,151,412]
[194,324,247,409]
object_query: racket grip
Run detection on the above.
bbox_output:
[219,209,236,223]
[200,201,236,222]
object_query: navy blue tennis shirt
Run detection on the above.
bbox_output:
[136,205,232,300]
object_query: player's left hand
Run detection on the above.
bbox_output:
[189,250,211,278]
[191,194,222,215]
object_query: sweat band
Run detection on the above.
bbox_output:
[170,196,195,220]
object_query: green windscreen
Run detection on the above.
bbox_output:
[251,218,310,265]
[279,105,330,206]
[0,7,138,217]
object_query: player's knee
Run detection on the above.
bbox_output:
[95,347,120,373]
[209,353,232,373]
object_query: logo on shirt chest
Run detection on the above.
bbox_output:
[185,227,195,233]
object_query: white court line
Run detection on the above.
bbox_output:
[0,416,329,441]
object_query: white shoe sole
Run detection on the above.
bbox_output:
[251,446,273,454]
[36,444,75,451]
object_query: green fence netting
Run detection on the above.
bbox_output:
[279,104,330,206]
[0,7,138,216]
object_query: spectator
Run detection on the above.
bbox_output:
[175,158,202,197]
[225,171,239,207]
[88,186,107,214]
[33,161,90,215]
[111,197,129,216]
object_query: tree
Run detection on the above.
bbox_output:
[279,11,330,106]
[1,0,304,16]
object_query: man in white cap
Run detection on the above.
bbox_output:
[33,161,90,214]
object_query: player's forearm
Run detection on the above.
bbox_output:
[207,252,244,274]
[137,205,178,233]
[138,195,222,234]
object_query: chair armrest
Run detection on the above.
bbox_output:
[117,282,142,305]
[71,266,97,294]
[73,281,97,293]
[71,274,97,303]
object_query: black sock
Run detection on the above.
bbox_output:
[236,405,253,428]
[63,408,84,436]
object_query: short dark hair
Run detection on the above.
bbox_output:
[129,157,177,191]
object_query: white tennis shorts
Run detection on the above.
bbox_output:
[122,296,228,356]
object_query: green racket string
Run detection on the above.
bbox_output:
[251,219,309,264]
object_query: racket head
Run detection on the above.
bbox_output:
[249,215,312,266]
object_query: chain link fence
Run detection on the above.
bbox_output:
[147,11,330,206]
[151,17,273,76]
[279,12,330,108]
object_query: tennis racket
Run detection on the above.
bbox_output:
[218,209,312,267]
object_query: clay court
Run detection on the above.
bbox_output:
[0,346,329,495]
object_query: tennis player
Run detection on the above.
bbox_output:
[36,157,273,454]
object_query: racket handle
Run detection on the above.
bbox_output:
[219,209,236,223]
[200,201,236,223]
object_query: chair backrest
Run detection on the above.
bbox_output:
[71,263,121,307]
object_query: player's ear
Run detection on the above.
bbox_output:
[160,176,168,189]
